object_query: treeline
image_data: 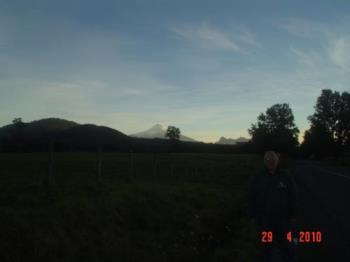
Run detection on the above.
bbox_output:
[300,90,350,159]
[248,89,350,160]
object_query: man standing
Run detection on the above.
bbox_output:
[249,150,298,262]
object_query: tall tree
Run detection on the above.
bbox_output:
[303,89,350,158]
[300,124,334,159]
[165,126,180,142]
[338,92,350,148]
[248,103,299,154]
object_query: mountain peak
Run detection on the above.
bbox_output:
[130,124,197,142]
[215,136,249,145]
[150,123,166,131]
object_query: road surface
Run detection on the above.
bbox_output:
[293,160,350,261]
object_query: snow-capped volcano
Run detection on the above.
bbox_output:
[215,136,249,145]
[130,124,196,142]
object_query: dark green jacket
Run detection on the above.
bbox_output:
[249,166,297,226]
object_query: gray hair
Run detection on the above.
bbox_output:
[264,150,279,162]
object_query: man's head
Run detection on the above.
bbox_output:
[264,150,280,174]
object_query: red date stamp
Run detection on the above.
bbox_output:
[261,231,274,242]
[261,231,322,243]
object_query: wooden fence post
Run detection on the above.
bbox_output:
[129,150,134,179]
[170,153,174,178]
[186,160,189,177]
[153,152,157,178]
[44,138,54,187]
[97,144,102,183]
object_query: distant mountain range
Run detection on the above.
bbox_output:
[0,118,252,153]
[215,136,249,145]
[130,124,197,142]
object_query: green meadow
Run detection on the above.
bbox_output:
[0,153,264,262]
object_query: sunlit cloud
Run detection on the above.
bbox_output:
[290,47,322,67]
[171,23,257,53]
[329,37,350,71]
[284,16,350,72]
[282,18,330,38]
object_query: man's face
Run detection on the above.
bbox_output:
[264,151,279,172]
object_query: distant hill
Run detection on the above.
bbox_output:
[0,118,130,151]
[0,118,80,151]
[0,118,78,139]
[215,136,249,145]
[57,124,130,150]
[27,118,78,132]
[130,124,197,142]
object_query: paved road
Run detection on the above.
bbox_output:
[293,161,350,261]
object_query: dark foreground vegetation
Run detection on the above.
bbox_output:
[0,153,268,262]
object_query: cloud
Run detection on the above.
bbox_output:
[284,17,350,71]
[329,37,350,70]
[235,27,259,47]
[290,47,322,67]
[171,23,257,53]
[283,18,327,38]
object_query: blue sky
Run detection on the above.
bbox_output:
[1,0,350,142]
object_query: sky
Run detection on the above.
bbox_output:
[1,0,350,143]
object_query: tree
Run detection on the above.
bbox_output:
[12,117,25,132]
[248,103,299,154]
[11,117,25,152]
[338,92,350,148]
[299,124,333,159]
[165,126,180,142]
[12,117,23,125]
[302,89,350,159]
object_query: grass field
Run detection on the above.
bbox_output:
[0,152,266,262]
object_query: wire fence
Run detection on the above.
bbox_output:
[0,147,260,189]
